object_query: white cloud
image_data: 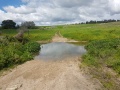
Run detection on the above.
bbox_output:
[3,5,36,14]
[53,0,95,8]
[109,0,120,14]
[0,0,120,25]
[21,0,30,3]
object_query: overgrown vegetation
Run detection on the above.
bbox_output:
[0,36,40,70]
[83,38,120,72]
[82,38,120,89]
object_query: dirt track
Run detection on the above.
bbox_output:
[52,32,78,42]
[0,34,102,90]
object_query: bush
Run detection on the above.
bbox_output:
[24,42,40,53]
[0,36,40,70]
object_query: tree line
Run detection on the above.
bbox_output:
[0,20,36,29]
[81,19,120,24]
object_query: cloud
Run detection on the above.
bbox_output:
[21,0,30,3]
[108,0,120,14]
[53,0,94,8]
[0,0,120,25]
[3,5,36,14]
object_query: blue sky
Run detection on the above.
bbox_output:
[0,0,120,25]
[0,0,23,10]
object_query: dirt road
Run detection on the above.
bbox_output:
[0,33,102,90]
[52,31,79,42]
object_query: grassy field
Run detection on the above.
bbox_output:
[1,27,57,41]
[53,22,120,41]
[1,22,120,41]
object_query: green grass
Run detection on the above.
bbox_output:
[26,29,56,41]
[52,22,120,41]
[82,38,120,70]
[1,27,57,41]
[1,29,17,36]
[1,22,120,41]
[82,38,120,90]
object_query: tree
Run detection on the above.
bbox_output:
[1,20,16,29]
[14,26,28,42]
[21,21,35,29]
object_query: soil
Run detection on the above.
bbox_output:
[52,32,79,42]
[0,34,103,90]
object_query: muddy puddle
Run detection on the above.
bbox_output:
[34,42,86,60]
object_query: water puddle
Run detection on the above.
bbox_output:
[34,42,86,60]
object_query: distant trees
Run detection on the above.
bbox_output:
[85,19,119,24]
[21,21,36,29]
[0,20,36,29]
[1,20,16,29]
[19,21,36,36]
[77,19,120,25]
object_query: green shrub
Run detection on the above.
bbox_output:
[0,36,40,70]
[24,41,40,53]
[19,51,33,63]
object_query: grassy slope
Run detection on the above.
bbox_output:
[54,22,120,41]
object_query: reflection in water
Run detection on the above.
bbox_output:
[35,42,86,60]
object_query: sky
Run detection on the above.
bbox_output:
[0,0,120,25]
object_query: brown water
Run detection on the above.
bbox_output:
[34,42,86,60]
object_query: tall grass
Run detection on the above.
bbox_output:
[53,23,120,41]
[82,38,120,73]
[82,38,120,89]
[26,29,56,41]
[1,28,57,41]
